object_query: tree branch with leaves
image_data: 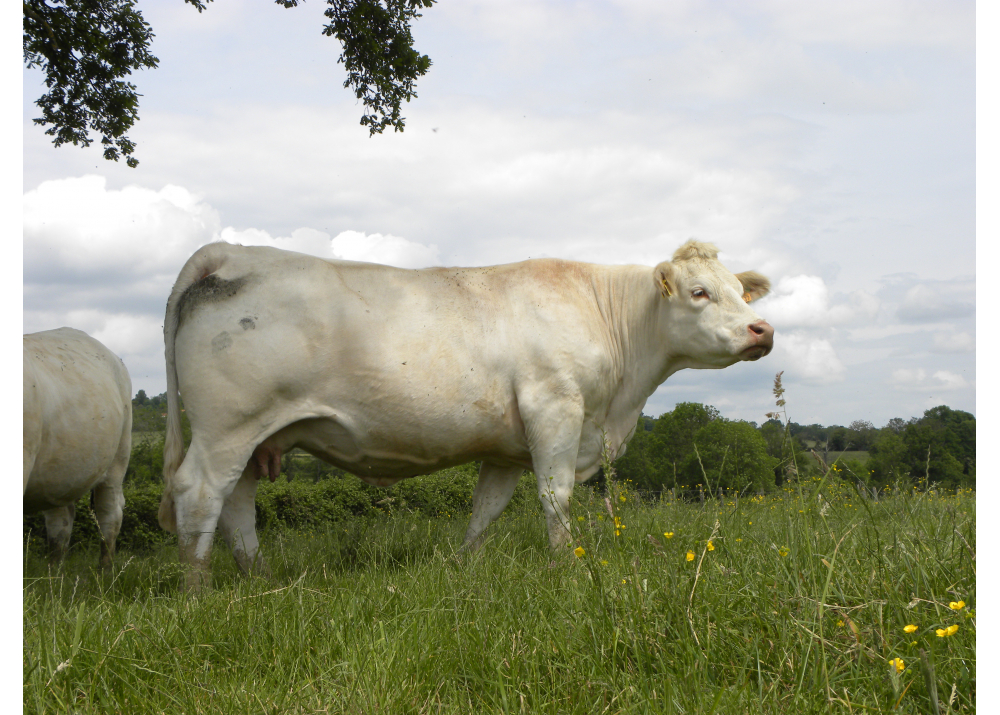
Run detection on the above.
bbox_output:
[24,0,435,167]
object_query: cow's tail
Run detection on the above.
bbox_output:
[159,242,231,533]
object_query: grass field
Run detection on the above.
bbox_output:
[23,478,975,714]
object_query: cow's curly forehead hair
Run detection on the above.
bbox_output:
[672,240,720,263]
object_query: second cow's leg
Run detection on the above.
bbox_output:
[42,503,75,562]
[92,478,125,570]
[461,462,524,551]
[218,464,270,578]
[92,406,131,569]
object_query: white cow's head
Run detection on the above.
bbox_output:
[653,240,773,368]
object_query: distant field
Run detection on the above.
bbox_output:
[798,442,870,464]
[825,450,869,464]
[24,480,975,714]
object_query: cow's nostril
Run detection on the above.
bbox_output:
[749,323,765,335]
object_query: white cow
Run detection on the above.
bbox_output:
[160,239,772,589]
[23,328,132,567]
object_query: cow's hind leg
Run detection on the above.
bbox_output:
[93,421,129,570]
[171,440,249,592]
[218,464,270,578]
[461,463,524,552]
[92,478,125,570]
[42,503,75,562]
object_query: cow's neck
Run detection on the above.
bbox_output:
[590,268,688,437]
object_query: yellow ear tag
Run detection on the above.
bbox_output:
[743,293,751,303]
[661,279,672,297]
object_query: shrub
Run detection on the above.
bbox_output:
[22,482,173,557]
[22,463,573,556]
[680,418,779,494]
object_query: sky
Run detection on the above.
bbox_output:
[21,0,976,428]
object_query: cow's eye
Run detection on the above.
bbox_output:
[692,288,708,299]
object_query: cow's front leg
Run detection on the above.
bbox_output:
[219,464,270,578]
[462,463,524,552]
[520,394,583,552]
[534,462,576,551]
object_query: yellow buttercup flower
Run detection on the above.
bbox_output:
[778,547,789,558]
[686,551,695,562]
[573,546,585,558]
[935,624,959,637]
[619,495,626,503]
[949,601,965,611]
[664,532,674,539]
[889,657,905,673]
[904,624,918,633]
[707,540,715,551]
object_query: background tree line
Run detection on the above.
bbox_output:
[129,391,975,494]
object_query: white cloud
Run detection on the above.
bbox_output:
[891,368,969,391]
[764,0,972,49]
[331,230,441,269]
[29,98,803,270]
[756,275,878,329]
[931,331,974,354]
[846,290,881,321]
[773,333,845,384]
[759,275,834,327]
[220,226,337,258]
[933,371,969,390]
[219,226,441,268]
[83,312,164,372]
[890,368,926,386]
[23,176,219,285]
[896,282,975,323]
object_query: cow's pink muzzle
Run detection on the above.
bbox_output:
[741,320,774,360]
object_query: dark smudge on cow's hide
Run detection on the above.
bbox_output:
[211,331,233,354]
[239,317,256,330]
[177,275,247,327]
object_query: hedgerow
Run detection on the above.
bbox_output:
[23,463,542,556]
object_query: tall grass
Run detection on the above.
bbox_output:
[23,478,974,714]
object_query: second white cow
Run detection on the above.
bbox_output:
[160,239,773,589]
[23,328,132,567]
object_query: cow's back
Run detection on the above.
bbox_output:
[23,328,132,511]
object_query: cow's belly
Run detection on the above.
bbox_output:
[24,448,118,511]
[266,408,534,481]
[264,402,625,484]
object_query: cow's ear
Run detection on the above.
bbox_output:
[654,261,677,298]
[736,271,770,302]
